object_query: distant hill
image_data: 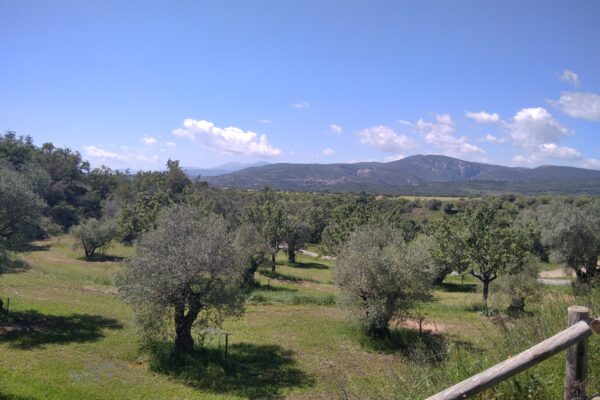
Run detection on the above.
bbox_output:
[203,155,600,195]
[184,161,270,177]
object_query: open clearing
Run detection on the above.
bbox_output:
[0,236,581,399]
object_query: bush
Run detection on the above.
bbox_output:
[494,257,542,315]
[427,199,442,211]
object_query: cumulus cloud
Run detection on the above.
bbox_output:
[357,125,417,153]
[507,107,570,149]
[482,134,507,143]
[559,70,580,87]
[165,141,177,148]
[416,114,485,157]
[384,154,405,162]
[172,119,282,158]
[291,101,311,109]
[583,158,600,169]
[85,146,125,161]
[329,124,342,134]
[465,111,500,123]
[513,143,582,164]
[143,136,157,145]
[551,92,600,121]
[259,119,271,124]
[84,145,160,164]
[322,148,334,156]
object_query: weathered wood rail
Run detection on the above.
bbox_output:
[427,306,600,400]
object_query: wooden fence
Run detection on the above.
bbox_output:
[427,306,600,400]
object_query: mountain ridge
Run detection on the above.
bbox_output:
[202,155,600,195]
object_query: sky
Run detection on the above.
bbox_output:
[1,0,600,170]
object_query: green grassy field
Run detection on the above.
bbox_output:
[0,236,596,399]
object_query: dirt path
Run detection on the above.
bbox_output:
[299,249,336,261]
[538,268,574,286]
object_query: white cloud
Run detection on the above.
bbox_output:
[507,107,570,149]
[165,141,177,148]
[482,134,507,143]
[84,145,160,164]
[357,125,417,153]
[85,146,126,161]
[552,92,600,121]
[143,136,157,145]
[322,148,334,156]
[583,158,600,169]
[384,154,405,162]
[559,70,580,87]
[172,119,282,158]
[397,119,413,127]
[513,143,582,164]
[259,119,271,124]
[416,114,485,157]
[465,111,500,123]
[291,101,311,109]
[329,124,342,134]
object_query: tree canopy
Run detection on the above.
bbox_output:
[334,225,434,338]
[117,205,245,353]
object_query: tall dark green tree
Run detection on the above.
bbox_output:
[463,205,532,307]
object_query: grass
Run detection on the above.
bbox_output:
[1,235,597,399]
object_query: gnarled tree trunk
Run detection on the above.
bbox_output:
[173,302,201,353]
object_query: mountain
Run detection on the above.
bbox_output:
[204,155,600,195]
[184,161,270,177]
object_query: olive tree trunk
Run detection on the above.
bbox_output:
[173,303,201,353]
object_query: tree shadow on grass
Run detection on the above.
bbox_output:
[352,327,462,365]
[287,261,329,270]
[0,258,31,274]
[21,243,51,252]
[76,254,125,263]
[259,270,320,284]
[0,394,38,400]
[440,282,478,293]
[252,282,297,293]
[149,342,314,399]
[0,310,123,349]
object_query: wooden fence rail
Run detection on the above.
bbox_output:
[426,306,600,400]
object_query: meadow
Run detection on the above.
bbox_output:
[1,236,599,400]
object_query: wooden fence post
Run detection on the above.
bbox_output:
[564,306,590,400]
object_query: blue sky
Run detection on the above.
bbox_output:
[2,0,599,170]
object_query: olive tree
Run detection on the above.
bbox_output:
[494,257,541,314]
[234,223,270,286]
[117,205,245,353]
[0,166,44,253]
[334,225,434,338]
[71,218,116,259]
[537,200,600,283]
[285,218,311,264]
[246,195,288,271]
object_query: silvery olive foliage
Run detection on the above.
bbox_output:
[234,222,270,286]
[70,218,116,258]
[117,205,245,352]
[0,165,44,253]
[537,200,600,283]
[494,256,542,314]
[334,225,434,338]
